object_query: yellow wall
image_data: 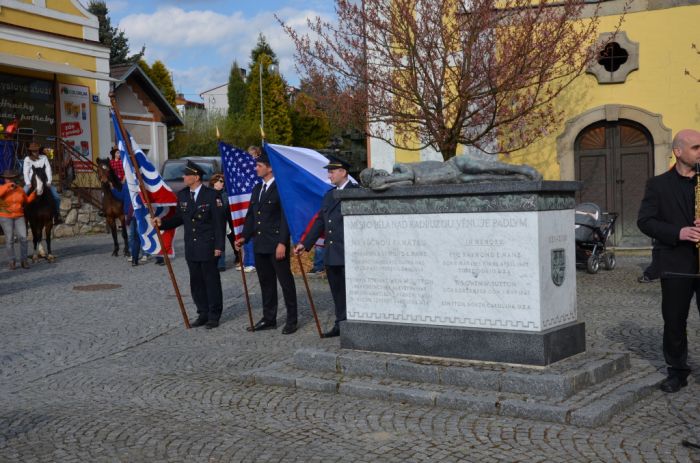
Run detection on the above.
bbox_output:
[0,40,100,160]
[510,4,700,179]
[46,0,88,17]
[0,7,83,39]
[0,39,98,71]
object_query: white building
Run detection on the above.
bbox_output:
[199,83,229,115]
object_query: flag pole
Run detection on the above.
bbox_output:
[239,247,255,331]
[110,94,191,329]
[296,253,324,338]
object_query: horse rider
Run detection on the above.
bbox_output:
[22,142,62,224]
[0,169,36,269]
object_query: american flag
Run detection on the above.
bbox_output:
[218,141,260,239]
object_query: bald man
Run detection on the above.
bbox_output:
[638,129,700,393]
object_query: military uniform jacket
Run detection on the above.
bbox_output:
[242,181,291,254]
[160,186,225,262]
[638,169,698,276]
[302,182,359,266]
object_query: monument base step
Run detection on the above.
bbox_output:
[340,320,586,366]
[239,348,664,427]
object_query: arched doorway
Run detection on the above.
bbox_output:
[574,120,653,247]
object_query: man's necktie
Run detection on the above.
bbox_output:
[260,183,267,200]
[190,190,195,203]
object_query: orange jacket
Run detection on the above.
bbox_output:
[0,183,36,218]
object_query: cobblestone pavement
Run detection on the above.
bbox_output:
[1,233,699,462]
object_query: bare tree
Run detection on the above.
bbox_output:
[281,0,622,159]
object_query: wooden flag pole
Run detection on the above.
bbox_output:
[239,247,255,331]
[110,94,191,329]
[296,253,324,338]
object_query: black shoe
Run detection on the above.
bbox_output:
[191,317,208,328]
[323,326,340,338]
[53,216,63,225]
[659,376,688,393]
[282,323,297,335]
[132,261,138,267]
[205,320,220,330]
[155,259,165,266]
[638,275,657,283]
[247,319,276,332]
[218,267,226,272]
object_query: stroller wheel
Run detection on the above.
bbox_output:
[586,255,600,274]
[603,253,616,270]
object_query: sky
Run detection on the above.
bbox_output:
[106,1,336,102]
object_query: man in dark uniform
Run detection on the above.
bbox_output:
[152,160,225,329]
[294,155,358,338]
[235,150,298,334]
[638,128,700,393]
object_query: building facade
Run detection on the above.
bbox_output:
[111,64,182,169]
[368,0,700,247]
[0,0,113,167]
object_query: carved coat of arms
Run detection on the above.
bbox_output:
[551,248,566,286]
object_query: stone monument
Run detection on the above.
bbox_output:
[337,160,582,366]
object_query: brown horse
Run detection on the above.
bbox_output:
[24,166,55,262]
[96,158,129,257]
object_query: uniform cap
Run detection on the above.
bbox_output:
[183,160,205,177]
[324,154,351,171]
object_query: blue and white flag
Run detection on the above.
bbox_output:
[263,143,338,244]
[111,111,176,255]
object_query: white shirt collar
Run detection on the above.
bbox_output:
[337,179,351,190]
[262,177,275,188]
[190,184,203,200]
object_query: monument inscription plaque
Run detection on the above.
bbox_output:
[345,210,576,331]
[337,181,584,366]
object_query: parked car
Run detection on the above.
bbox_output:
[160,156,221,192]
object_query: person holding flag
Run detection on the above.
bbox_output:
[235,149,298,335]
[294,155,358,338]
[152,161,225,329]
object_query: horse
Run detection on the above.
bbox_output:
[24,165,56,262]
[96,158,129,257]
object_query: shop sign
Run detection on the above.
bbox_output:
[58,83,92,159]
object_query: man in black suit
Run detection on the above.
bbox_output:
[235,150,298,334]
[153,160,225,329]
[294,155,358,338]
[638,129,700,393]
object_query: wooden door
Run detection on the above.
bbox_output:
[574,121,653,247]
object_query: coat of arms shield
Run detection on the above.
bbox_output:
[551,248,566,286]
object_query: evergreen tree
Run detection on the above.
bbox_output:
[88,1,144,65]
[249,34,279,71]
[227,61,247,118]
[139,60,177,109]
[290,93,330,149]
[245,54,292,145]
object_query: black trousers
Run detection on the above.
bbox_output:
[254,252,297,325]
[326,265,347,329]
[661,276,700,379]
[643,243,660,279]
[187,259,223,322]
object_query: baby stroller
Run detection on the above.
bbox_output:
[575,202,618,274]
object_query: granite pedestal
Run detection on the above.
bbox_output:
[337,181,584,366]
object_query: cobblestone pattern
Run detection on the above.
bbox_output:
[0,234,699,462]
